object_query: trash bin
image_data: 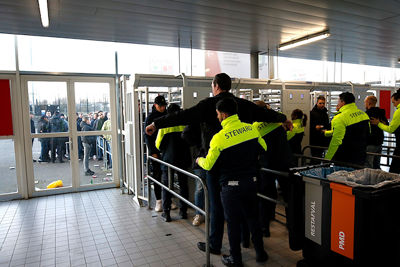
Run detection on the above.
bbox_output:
[298,167,400,267]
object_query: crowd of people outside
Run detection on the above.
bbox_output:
[144,73,400,267]
[32,110,112,176]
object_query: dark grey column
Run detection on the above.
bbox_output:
[250,51,259,78]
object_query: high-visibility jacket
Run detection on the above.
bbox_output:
[378,103,400,146]
[324,103,370,165]
[198,114,267,185]
[155,125,191,169]
[287,119,305,154]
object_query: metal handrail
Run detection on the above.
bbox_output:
[147,156,211,267]
[301,144,400,167]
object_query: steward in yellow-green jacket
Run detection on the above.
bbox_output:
[324,92,370,165]
[371,89,400,173]
[196,97,269,265]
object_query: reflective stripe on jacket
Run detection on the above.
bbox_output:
[325,103,370,164]
[198,114,266,184]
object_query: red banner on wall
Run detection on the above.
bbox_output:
[379,90,392,120]
[0,79,13,136]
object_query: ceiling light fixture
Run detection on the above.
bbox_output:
[38,0,49,28]
[279,30,330,51]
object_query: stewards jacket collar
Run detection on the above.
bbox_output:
[221,114,240,128]
[339,102,357,113]
[397,103,400,109]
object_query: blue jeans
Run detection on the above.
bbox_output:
[193,169,206,215]
[206,171,224,250]
[96,136,104,159]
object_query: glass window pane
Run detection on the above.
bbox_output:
[78,136,113,186]
[75,82,111,131]
[28,81,68,133]
[0,34,15,71]
[32,137,72,190]
[0,139,18,194]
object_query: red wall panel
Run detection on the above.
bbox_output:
[379,90,392,120]
[0,79,13,136]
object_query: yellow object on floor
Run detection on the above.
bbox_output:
[47,180,63,189]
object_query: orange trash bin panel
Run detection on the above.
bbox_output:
[330,182,355,260]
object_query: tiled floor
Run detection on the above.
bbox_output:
[0,189,302,267]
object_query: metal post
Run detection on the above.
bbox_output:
[168,166,173,189]
[250,51,259,79]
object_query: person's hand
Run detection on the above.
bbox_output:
[282,120,293,131]
[145,123,156,135]
[151,154,159,159]
[195,157,200,165]
[370,117,380,125]
[316,125,324,131]
[322,129,326,134]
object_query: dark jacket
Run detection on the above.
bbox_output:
[154,91,287,153]
[258,125,292,171]
[366,107,388,146]
[80,121,95,144]
[156,127,191,170]
[50,115,66,133]
[37,117,49,142]
[182,124,207,169]
[145,106,167,155]
[310,105,330,147]
[96,117,107,130]
[30,118,35,134]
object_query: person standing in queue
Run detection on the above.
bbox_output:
[370,89,400,173]
[310,95,330,159]
[145,73,291,255]
[155,104,191,222]
[196,98,269,266]
[364,95,388,169]
[253,101,292,238]
[323,92,370,166]
[145,95,167,212]
[287,109,307,158]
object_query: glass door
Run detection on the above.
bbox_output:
[0,75,26,200]
[22,76,119,197]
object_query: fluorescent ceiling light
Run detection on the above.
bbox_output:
[279,30,330,51]
[38,0,49,28]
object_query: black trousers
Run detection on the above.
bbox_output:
[149,159,162,200]
[221,178,265,263]
[161,169,188,212]
[50,137,62,162]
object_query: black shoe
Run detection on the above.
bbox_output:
[256,251,269,263]
[179,210,187,219]
[221,255,243,267]
[85,171,92,176]
[197,242,221,255]
[88,169,95,175]
[161,212,171,222]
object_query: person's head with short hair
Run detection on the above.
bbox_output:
[337,92,355,111]
[46,111,51,117]
[98,110,104,119]
[154,95,167,113]
[364,95,377,110]
[255,100,271,110]
[93,113,98,120]
[167,103,180,114]
[391,89,400,108]
[212,73,231,96]
[83,115,90,123]
[291,109,307,127]
[316,95,326,110]
[30,113,34,119]
[216,97,238,122]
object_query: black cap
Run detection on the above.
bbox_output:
[154,95,167,106]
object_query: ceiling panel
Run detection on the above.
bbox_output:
[0,0,399,68]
